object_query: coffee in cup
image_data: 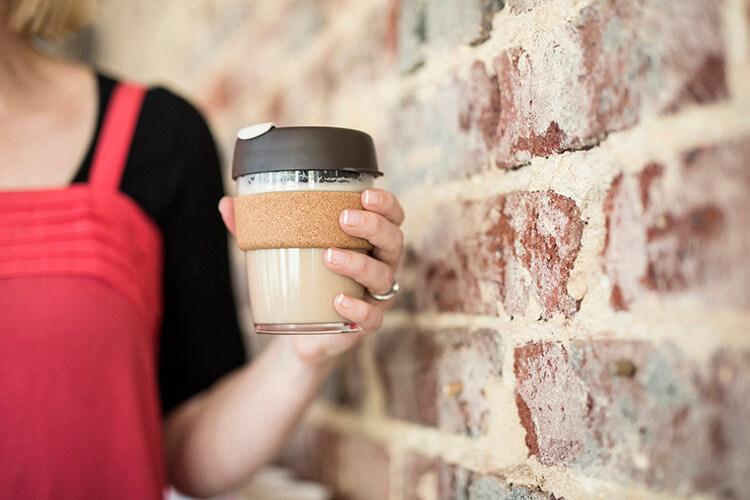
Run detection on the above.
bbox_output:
[231,124,382,334]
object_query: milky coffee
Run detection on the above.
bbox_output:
[231,124,381,334]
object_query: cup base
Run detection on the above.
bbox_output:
[255,322,359,335]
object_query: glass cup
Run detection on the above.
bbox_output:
[231,124,382,334]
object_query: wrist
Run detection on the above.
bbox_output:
[276,337,339,375]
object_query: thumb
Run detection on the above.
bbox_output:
[218,196,236,237]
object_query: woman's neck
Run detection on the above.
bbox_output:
[0,19,59,111]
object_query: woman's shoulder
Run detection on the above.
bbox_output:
[99,72,213,150]
[100,73,221,226]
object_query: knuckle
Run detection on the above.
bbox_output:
[394,228,404,250]
[381,229,402,256]
[363,304,382,327]
[383,266,394,288]
[351,253,368,278]
[369,213,384,235]
[383,191,396,210]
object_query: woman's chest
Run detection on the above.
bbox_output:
[0,106,95,190]
[0,186,164,332]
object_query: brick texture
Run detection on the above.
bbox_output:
[515,340,750,497]
[386,0,727,186]
[604,137,750,310]
[280,424,390,500]
[403,454,561,500]
[320,347,366,410]
[397,0,427,73]
[495,0,727,167]
[425,0,503,48]
[376,327,502,436]
[506,0,549,14]
[417,190,584,318]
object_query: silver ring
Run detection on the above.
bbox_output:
[368,279,400,301]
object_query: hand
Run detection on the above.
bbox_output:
[218,188,405,367]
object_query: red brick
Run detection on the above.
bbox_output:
[403,455,561,499]
[491,0,727,167]
[267,5,396,124]
[278,423,341,489]
[385,0,727,184]
[514,340,750,496]
[396,0,502,75]
[445,468,561,500]
[338,347,366,410]
[279,425,390,500]
[416,190,583,318]
[604,138,750,310]
[391,246,418,312]
[403,453,440,500]
[337,435,390,500]
[375,327,439,426]
[320,347,365,410]
[384,58,502,187]
[375,328,502,436]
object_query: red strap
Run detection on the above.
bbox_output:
[88,83,146,191]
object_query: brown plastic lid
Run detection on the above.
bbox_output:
[231,124,382,178]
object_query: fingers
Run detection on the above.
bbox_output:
[325,248,394,295]
[361,189,405,226]
[218,196,236,236]
[340,209,404,268]
[333,293,384,333]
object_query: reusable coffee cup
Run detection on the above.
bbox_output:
[231,123,382,335]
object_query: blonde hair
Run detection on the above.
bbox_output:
[7,0,95,40]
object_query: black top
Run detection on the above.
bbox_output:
[231,125,382,178]
[73,74,246,414]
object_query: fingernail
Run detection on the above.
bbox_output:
[326,248,349,265]
[364,190,381,206]
[336,294,353,308]
[343,210,363,226]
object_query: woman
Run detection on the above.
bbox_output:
[0,0,405,498]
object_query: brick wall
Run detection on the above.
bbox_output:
[88,0,750,498]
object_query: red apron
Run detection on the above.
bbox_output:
[0,84,167,499]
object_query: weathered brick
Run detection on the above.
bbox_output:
[391,246,418,312]
[384,59,500,187]
[446,469,561,500]
[278,423,341,489]
[604,138,750,310]
[396,0,502,74]
[375,328,502,436]
[338,347,366,410]
[375,327,439,426]
[506,0,549,13]
[404,454,561,499]
[425,0,504,48]
[492,0,727,167]
[337,435,391,500]
[386,0,727,185]
[254,4,396,126]
[279,425,390,500]
[320,347,365,410]
[398,0,427,73]
[403,453,440,500]
[417,190,583,319]
[514,340,750,497]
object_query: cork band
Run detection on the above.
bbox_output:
[234,191,373,250]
